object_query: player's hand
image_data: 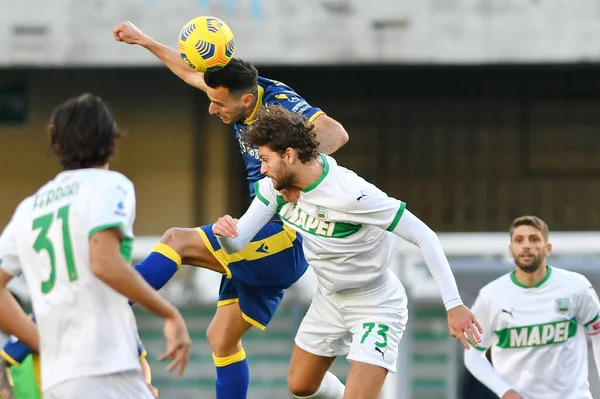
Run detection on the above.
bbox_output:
[280,188,301,204]
[148,384,159,398]
[213,215,239,238]
[113,21,149,46]
[501,389,523,399]
[447,304,483,350]
[158,312,191,377]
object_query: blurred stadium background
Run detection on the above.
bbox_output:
[1,0,600,398]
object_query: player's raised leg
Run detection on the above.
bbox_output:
[287,345,341,399]
[133,227,226,292]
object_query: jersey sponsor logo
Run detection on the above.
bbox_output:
[238,138,260,160]
[555,298,569,314]
[291,101,310,114]
[278,202,361,238]
[114,201,127,217]
[501,308,514,317]
[495,317,577,349]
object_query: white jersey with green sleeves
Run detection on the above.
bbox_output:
[0,169,141,391]
[255,154,406,294]
[470,266,600,399]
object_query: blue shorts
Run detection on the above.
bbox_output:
[196,221,308,330]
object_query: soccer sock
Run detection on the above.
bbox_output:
[213,349,250,399]
[292,371,345,399]
[133,243,182,292]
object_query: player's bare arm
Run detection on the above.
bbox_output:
[311,114,349,155]
[113,21,208,92]
[89,227,191,376]
[0,271,38,352]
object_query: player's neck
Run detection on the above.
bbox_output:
[513,264,549,288]
[294,161,324,191]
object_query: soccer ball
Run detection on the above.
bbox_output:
[178,16,235,73]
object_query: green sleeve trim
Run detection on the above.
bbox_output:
[254,182,270,206]
[89,223,125,238]
[584,313,600,327]
[467,339,488,352]
[387,201,406,232]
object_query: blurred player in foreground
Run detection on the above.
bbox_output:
[0,334,158,399]
[108,20,349,399]
[212,105,482,399]
[464,216,600,399]
[0,94,190,399]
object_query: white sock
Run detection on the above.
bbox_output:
[293,371,345,399]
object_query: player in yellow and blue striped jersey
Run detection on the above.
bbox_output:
[109,20,349,399]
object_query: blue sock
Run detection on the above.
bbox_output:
[133,243,181,292]
[214,349,250,399]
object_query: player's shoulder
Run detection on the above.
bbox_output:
[478,272,514,298]
[550,266,593,288]
[259,76,302,102]
[89,170,134,191]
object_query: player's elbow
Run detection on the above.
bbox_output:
[90,255,115,283]
[332,122,349,147]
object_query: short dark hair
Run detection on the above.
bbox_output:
[242,105,320,163]
[510,216,549,241]
[203,58,258,95]
[48,94,120,170]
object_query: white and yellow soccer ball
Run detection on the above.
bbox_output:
[178,16,235,73]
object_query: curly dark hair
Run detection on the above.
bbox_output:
[241,105,320,163]
[203,58,258,95]
[48,94,120,170]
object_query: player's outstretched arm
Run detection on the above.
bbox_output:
[463,350,521,398]
[113,21,207,92]
[389,209,483,348]
[0,271,38,353]
[213,195,277,253]
[89,228,191,376]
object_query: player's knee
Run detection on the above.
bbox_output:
[206,325,240,356]
[287,373,320,397]
[160,228,195,255]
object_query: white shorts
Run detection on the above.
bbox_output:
[295,270,408,373]
[44,370,154,399]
